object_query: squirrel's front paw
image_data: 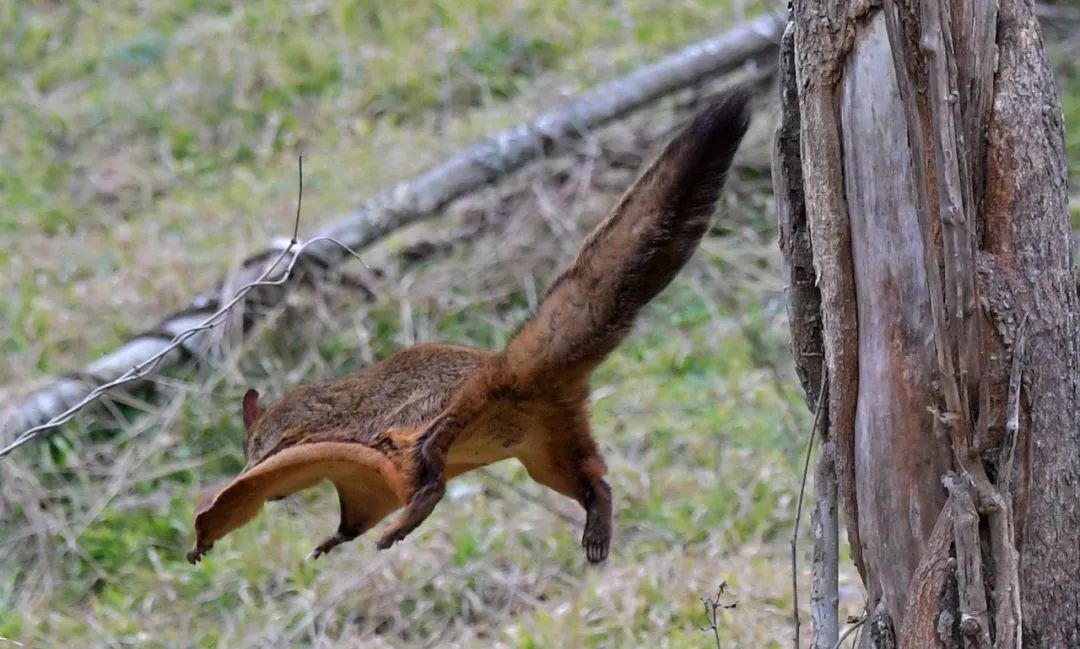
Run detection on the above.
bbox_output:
[187,541,212,564]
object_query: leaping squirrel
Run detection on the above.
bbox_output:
[187,90,751,565]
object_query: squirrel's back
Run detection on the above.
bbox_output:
[242,344,490,467]
[502,90,751,384]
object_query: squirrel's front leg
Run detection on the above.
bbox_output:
[375,412,470,548]
[375,479,446,549]
[377,380,492,549]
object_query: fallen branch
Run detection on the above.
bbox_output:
[0,13,784,454]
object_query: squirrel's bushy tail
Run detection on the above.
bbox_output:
[502,89,751,384]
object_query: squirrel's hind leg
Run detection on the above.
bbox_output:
[519,426,613,563]
[310,527,362,559]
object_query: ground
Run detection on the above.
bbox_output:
[1,2,1078,648]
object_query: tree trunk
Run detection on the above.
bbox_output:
[775,1,1080,646]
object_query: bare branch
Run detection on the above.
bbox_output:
[810,435,839,649]
[0,234,374,459]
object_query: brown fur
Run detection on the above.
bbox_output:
[188,91,751,565]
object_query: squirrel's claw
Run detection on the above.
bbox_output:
[310,520,369,559]
[582,537,609,564]
[581,504,611,564]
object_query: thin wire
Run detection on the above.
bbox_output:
[0,158,370,459]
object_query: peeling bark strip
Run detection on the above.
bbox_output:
[776,0,1080,645]
[944,474,993,647]
[842,8,950,626]
[0,12,784,450]
[790,0,866,584]
[775,17,837,649]
[775,19,823,405]
[896,498,956,648]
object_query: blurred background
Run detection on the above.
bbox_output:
[0,1,1077,647]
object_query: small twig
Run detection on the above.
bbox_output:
[809,436,839,648]
[792,376,828,649]
[832,615,866,649]
[0,159,370,458]
[700,582,737,649]
[293,155,303,242]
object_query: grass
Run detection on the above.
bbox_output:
[1,1,1078,648]
[0,0,765,383]
[4,262,826,647]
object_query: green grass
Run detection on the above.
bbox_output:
[0,0,764,382]
[2,1,1078,647]
[1049,31,1080,228]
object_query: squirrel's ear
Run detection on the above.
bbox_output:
[242,389,261,432]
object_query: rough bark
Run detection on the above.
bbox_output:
[0,12,785,455]
[790,0,869,585]
[775,19,824,405]
[984,3,1080,645]
[776,0,1079,644]
[775,19,838,649]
